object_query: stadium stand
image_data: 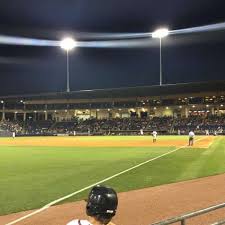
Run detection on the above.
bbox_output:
[24,120,54,135]
[0,81,224,136]
[173,115,225,135]
[0,115,224,136]
[0,120,23,135]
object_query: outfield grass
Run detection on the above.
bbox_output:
[0,136,224,215]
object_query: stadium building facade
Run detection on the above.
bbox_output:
[0,81,225,122]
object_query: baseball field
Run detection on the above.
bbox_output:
[0,135,225,224]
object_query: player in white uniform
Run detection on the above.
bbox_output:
[12,131,16,139]
[140,128,144,135]
[67,185,118,225]
[188,131,195,146]
[67,220,91,225]
[152,131,157,143]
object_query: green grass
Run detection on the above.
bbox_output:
[0,136,225,215]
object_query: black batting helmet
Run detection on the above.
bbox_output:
[86,185,118,217]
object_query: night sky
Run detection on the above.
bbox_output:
[0,0,225,95]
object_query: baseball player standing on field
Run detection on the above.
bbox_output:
[205,129,209,136]
[188,130,195,146]
[67,185,118,225]
[152,130,157,143]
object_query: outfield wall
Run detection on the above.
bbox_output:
[0,130,12,137]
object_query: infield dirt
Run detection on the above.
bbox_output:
[0,136,214,148]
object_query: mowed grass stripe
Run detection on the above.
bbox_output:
[101,137,225,193]
[0,146,172,215]
[0,136,224,216]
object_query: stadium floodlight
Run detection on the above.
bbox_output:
[0,100,4,104]
[152,28,169,39]
[60,37,77,51]
[152,28,169,86]
[60,37,77,93]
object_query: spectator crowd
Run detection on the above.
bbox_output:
[0,115,224,136]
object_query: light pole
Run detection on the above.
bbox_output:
[20,100,27,122]
[60,37,77,93]
[152,28,169,86]
[1,100,5,121]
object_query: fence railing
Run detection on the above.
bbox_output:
[211,219,225,225]
[151,202,225,225]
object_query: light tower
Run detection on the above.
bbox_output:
[60,37,77,92]
[1,100,5,121]
[152,28,169,86]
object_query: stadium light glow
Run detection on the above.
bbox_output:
[60,37,77,93]
[0,100,4,104]
[152,28,169,39]
[152,28,169,86]
[60,37,77,51]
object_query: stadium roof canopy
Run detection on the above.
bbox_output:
[1,80,225,103]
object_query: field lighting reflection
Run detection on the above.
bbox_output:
[0,35,59,46]
[0,22,225,48]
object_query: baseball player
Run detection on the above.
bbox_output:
[67,185,118,225]
[188,130,195,146]
[140,128,144,135]
[12,131,16,139]
[152,130,157,143]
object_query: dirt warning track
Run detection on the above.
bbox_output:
[0,136,214,148]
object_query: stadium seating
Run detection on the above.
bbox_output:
[173,115,225,134]
[1,115,224,136]
[0,120,23,135]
